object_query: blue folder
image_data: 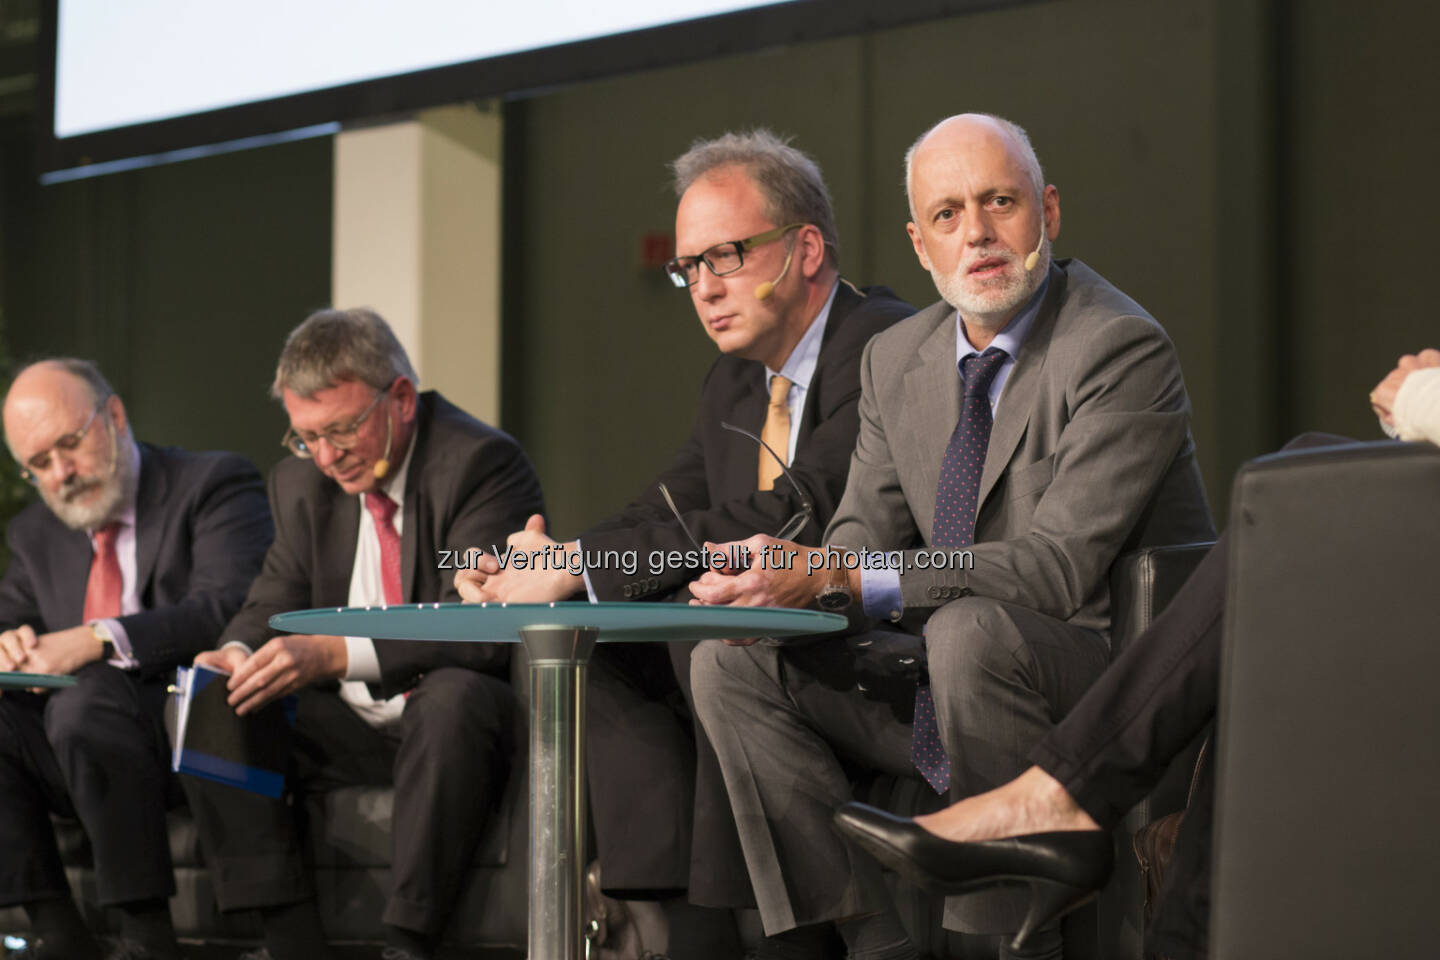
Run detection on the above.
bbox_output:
[170,664,295,798]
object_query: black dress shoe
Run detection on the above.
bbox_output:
[833,802,1113,950]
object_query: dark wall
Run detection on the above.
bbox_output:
[1283,1,1440,437]
[0,127,332,475]
[4,0,1438,535]
[505,0,1230,535]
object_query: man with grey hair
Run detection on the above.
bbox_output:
[687,113,1214,959]
[0,358,272,960]
[181,308,544,960]
[454,130,912,956]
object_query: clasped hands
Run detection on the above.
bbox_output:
[453,513,585,603]
[689,535,844,646]
[0,624,108,692]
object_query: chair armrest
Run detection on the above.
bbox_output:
[1109,542,1215,658]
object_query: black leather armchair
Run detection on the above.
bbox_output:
[1211,440,1440,959]
[0,655,534,951]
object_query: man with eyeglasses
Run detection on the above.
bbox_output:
[0,358,272,960]
[454,130,912,957]
[180,309,543,960]
[687,114,1215,960]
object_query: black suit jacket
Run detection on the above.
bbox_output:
[0,443,273,680]
[583,281,913,600]
[218,391,545,697]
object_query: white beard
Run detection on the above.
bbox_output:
[41,428,137,531]
[931,242,1049,330]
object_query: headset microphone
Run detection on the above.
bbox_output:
[754,244,797,301]
[1024,210,1047,272]
[372,408,394,480]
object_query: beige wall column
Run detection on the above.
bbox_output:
[331,102,503,424]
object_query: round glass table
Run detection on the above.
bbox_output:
[0,672,77,690]
[271,601,845,960]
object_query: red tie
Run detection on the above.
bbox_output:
[364,491,404,605]
[83,522,124,622]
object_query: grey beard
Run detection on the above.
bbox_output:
[45,435,138,531]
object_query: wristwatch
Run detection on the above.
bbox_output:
[89,622,116,661]
[815,556,852,612]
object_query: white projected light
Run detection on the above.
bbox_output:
[54,0,792,138]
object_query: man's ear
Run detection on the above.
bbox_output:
[107,394,130,436]
[798,224,828,279]
[1043,184,1061,241]
[394,378,420,424]
[906,222,932,272]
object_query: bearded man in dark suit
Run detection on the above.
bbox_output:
[0,358,273,960]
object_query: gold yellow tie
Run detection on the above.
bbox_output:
[758,374,793,491]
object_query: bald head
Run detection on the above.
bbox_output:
[4,359,134,531]
[3,360,112,458]
[904,113,1045,220]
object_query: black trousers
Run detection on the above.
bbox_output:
[1028,527,1223,960]
[0,662,175,908]
[181,667,513,937]
[586,638,753,906]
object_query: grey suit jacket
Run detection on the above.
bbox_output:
[825,258,1215,633]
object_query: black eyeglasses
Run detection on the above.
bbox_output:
[657,421,815,553]
[18,401,110,484]
[663,223,804,289]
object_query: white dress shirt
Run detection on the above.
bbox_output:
[337,438,418,729]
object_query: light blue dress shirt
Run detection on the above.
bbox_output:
[764,278,837,461]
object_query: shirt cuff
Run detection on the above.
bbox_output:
[576,538,599,603]
[860,565,903,622]
[343,636,382,682]
[90,619,138,670]
[221,639,254,657]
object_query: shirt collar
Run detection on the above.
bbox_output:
[956,275,1049,364]
[766,278,838,392]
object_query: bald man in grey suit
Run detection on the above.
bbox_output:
[688,114,1214,960]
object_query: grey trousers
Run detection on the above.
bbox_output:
[691,597,1108,938]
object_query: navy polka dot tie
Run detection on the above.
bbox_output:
[912,345,1009,794]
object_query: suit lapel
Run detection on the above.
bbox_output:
[401,416,427,602]
[901,306,961,537]
[977,265,1065,507]
[57,526,93,623]
[795,279,862,436]
[725,370,768,498]
[133,444,166,594]
[317,489,360,605]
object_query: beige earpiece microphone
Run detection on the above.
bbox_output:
[1024,211,1047,272]
[754,244,797,301]
[372,409,394,480]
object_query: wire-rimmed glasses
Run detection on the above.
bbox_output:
[18,401,109,484]
[280,379,395,459]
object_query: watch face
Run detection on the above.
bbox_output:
[817,584,851,612]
